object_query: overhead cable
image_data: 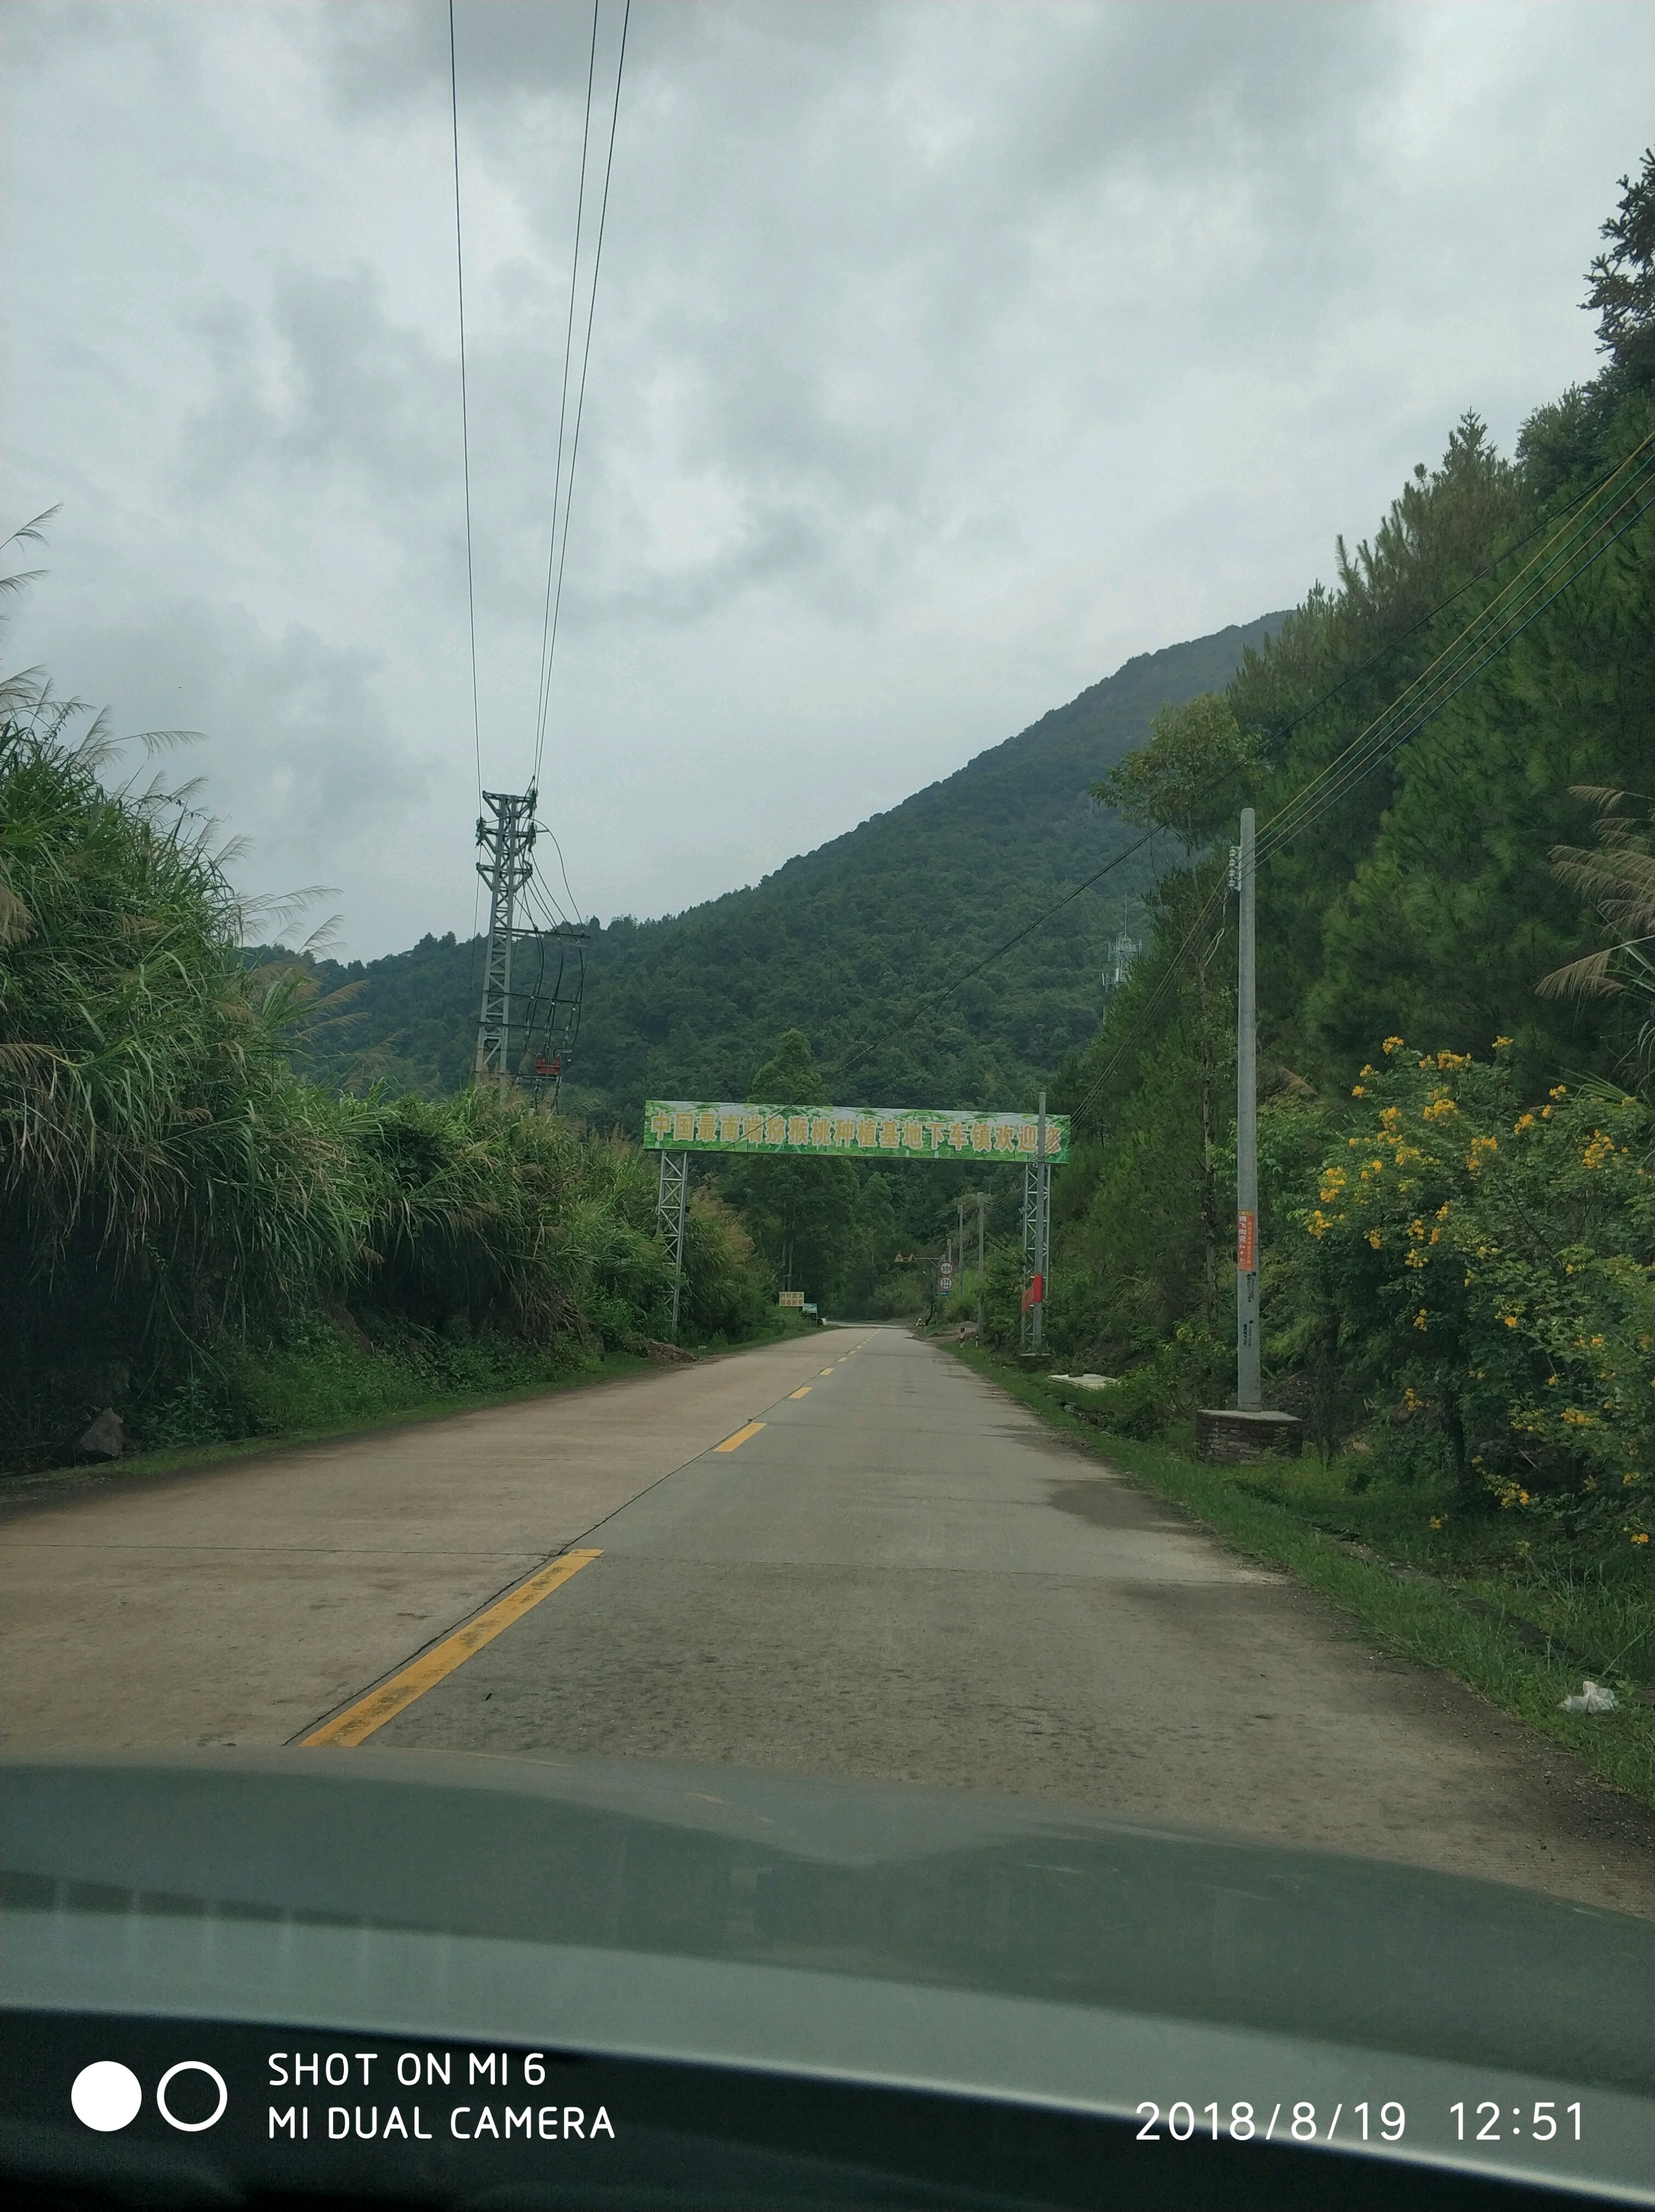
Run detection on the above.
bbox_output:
[447,0,483,804]
[530,2,601,798]
[531,0,631,797]
[1065,473,1653,1131]
[829,437,1653,1095]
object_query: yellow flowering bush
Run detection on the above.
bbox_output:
[1292,1039,1651,1534]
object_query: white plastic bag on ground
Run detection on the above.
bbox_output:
[1559,1681,1618,1714]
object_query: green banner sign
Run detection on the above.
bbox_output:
[643,1100,1069,1164]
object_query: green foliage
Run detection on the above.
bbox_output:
[1092,692,1262,845]
[1293,1040,1650,1533]
[1584,148,1655,391]
[0,703,772,1463]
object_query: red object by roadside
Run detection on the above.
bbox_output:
[1021,1274,1044,1313]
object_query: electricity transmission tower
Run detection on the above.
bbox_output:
[474,786,586,1099]
[1104,900,1140,990]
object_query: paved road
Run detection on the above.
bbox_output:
[4,1328,1648,1913]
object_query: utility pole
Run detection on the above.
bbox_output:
[1031,1089,1049,1352]
[1234,806,1261,1410]
[1019,1160,1035,1351]
[975,1190,986,1342]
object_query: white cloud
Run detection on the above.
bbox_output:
[4,0,1647,955]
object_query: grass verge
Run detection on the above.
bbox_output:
[5,1311,823,1500]
[956,1346,1652,1803]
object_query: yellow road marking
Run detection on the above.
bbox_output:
[302,1550,602,1747]
[716,1420,765,1452]
[819,1368,834,1376]
[789,1385,812,1399]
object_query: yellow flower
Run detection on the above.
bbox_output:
[1407,1218,1424,1239]
[1540,1104,1554,1119]
[1379,1105,1402,1131]
[1632,1532,1650,1547]
[1366,1228,1383,1249]
[1351,1083,1366,1097]
[1549,1084,1568,1099]
[1503,1314,1520,1328]
[1413,1310,1429,1330]
[1513,1113,1535,1133]
[1582,1133,1615,1170]
[1428,1515,1444,1529]
[1404,1248,1426,1267]
[1492,1036,1513,1048]
[1382,1036,1406,1055]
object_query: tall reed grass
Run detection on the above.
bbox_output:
[1,687,769,1463]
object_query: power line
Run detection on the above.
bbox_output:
[828,439,1653,1094]
[531,0,631,800]
[1255,443,1654,864]
[1254,486,1653,869]
[531,2,600,797]
[448,0,482,805]
[1065,478,1653,1131]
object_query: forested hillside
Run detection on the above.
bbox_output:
[275,617,1283,1121]
[1016,157,1652,1571]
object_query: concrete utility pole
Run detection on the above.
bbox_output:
[1019,1159,1035,1350]
[1234,806,1261,1410]
[1031,1089,1049,1351]
[976,1191,986,1341]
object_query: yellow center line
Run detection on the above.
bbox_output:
[788,1385,812,1400]
[819,1367,834,1376]
[716,1420,766,1452]
[302,1550,602,1748]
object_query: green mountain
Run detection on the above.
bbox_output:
[284,615,1286,1123]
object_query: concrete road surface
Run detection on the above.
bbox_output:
[3,1327,1648,1913]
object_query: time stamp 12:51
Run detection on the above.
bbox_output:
[1132,2101,1586,2143]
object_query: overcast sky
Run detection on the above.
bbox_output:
[4,1,1647,958]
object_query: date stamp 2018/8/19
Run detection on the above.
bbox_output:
[1133,2100,1586,2146]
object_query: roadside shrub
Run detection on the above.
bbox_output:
[1293,1037,1651,1540]
[0,698,774,1463]
[1082,1362,1177,1439]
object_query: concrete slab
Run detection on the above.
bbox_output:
[0,1332,856,1750]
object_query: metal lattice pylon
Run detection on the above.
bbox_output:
[657,1150,690,1340]
[473,786,586,1102]
[475,788,538,1083]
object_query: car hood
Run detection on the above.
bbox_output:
[3,1746,1646,2094]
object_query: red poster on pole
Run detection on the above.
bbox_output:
[1236,1211,1257,1274]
